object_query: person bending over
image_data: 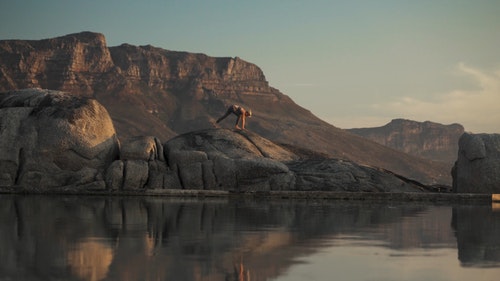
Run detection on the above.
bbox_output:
[216,104,252,130]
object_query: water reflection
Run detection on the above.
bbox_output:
[452,205,500,267]
[0,195,498,281]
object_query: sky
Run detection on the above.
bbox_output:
[1,0,499,133]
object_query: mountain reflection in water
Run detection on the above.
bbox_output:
[0,195,499,281]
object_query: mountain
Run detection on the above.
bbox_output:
[348,119,464,165]
[0,31,451,185]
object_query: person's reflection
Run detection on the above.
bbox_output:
[452,205,500,267]
[223,257,254,281]
[236,259,249,281]
[67,240,113,281]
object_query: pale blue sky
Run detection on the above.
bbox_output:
[1,0,499,132]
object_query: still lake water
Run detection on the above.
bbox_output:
[0,195,499,281]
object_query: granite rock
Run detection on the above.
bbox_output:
[0,88,119,189]
[453,133,500,193]
[0,89,429,193]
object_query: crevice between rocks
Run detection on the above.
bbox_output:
[176,165,186,189]
[14,148,25,185]
[121,160,128,190]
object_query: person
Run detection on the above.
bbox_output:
[216,104,252,130]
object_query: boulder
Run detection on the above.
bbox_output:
[148,160,182,190]
[164,129,297,191]
[163,129,424,192]
[165,129,298,163]
[0,88,119,189]
[105,160,124,190]
[120,136,164,161]
[453,133,500,193]
[122,160,149,190]
[105,136,184,190]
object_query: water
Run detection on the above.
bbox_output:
[0,195,499,281]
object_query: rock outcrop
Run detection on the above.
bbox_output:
[106,128,425,192]
[0,32,451,185]
[289,159,424,192]
[452,133,500,193]
[163,129,298,191]
[0,88,119,188]
[348,118,464,165]
[0,89,425,192]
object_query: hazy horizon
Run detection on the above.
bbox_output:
[1,0,499,133]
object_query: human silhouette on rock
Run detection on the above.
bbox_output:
[215,104,252,130]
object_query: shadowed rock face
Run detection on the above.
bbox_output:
[0,32,450,185]
[0,88,119,188]
[289,159,425,193]
[452,133,500,193]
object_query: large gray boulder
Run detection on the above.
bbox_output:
[0,88,119,189]
[164,129,298,191]
[453,133,500,193]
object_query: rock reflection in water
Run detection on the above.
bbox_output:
[0,195,498,281]
[453,204,500,267]
[67,240,113,281]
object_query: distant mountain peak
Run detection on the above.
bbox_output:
[348,119,464,164]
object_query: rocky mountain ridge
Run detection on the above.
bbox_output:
[0,31,450,185]
[348,119,464,165]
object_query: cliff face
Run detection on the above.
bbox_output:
[0,32,284,140]
[0,32,114,94]
[348,119,464,165]
[0,32,451,185]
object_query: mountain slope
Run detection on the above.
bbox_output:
[0,31,450,185]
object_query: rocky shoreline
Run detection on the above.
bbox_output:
[1,89,499,197]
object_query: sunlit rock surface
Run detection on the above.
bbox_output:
[0,88,119,189]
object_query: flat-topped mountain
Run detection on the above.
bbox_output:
[0,32,450,185]
[348,119,464,165]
